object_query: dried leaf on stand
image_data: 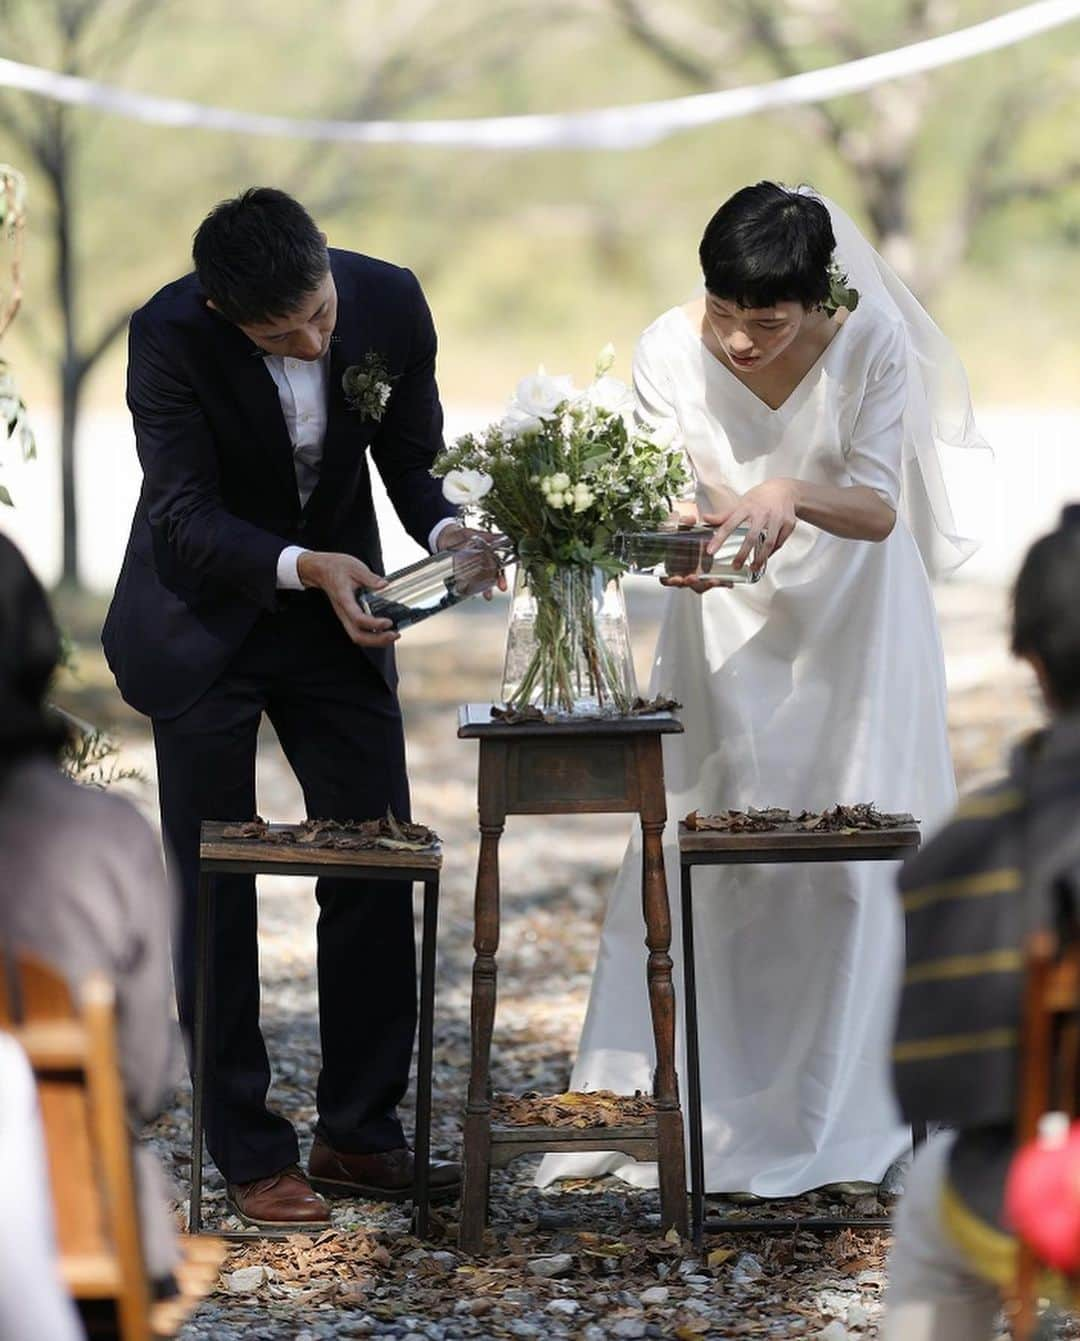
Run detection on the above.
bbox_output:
[492,1089,655,1128]
[794,803,915,832]
[628,695,682,714]
[684,808,793,833]
[684,803,915,833]
[220,811,439,852]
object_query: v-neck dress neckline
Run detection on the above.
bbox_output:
[678,305,853,419]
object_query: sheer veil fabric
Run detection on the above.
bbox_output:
[815,191,988,578]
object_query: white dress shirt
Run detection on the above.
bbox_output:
[263,350,454,589]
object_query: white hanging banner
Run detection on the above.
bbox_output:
[0,0,1076,150]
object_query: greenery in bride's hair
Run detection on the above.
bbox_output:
[432,344,689,580]
[823,258,859,319]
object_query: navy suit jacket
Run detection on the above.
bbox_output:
[102,249,457,720]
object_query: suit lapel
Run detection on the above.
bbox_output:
[209,308,300,509]
[303,316,376,519]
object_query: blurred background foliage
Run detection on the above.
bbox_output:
[0,0,1078,580]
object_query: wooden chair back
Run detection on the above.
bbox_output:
[0,947,153,1340]
[1009,928,1080,1340]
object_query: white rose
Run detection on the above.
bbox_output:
[550,472,571,492]
[547,492,566,509]
[572,488,594,513]
[501,406,544,438]
[514,368,576,421]
[586,375,633,416]
[442,468,494,506]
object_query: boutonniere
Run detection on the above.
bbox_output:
[342,350,395,422]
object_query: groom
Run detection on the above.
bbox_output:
[103,187,465,1227]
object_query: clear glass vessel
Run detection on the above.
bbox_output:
[358,535,510,631]
[500,564,638,716]
[615,523,764,584]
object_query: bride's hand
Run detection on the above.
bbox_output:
[704,478,800,575]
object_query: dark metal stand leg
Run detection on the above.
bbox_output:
[680,862,706,1248]
[189,872,213,1235]
[413,876,439,1238]
[460,807,504,1254]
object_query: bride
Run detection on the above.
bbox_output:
[538,181,985,1197]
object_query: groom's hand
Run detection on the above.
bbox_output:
[296,551,400,646]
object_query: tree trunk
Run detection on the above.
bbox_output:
[59,360,80,587]
[50,108,82,588]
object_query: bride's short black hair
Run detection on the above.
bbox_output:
[699,181,835,311]
[1012,504,1080,710]
[193,187,329,326]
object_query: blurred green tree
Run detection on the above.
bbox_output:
[0,0,167,583]
[0,0,556,586]
[601,0,1080,295]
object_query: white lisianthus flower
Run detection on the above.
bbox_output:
[595,342,616,377]
[572,486,594,513]
[514,368,576,421]
[547,492,566,509]
[500,406,544,438]
[586,375,633,416]
[549,472,571,493]
[442,468,494,506]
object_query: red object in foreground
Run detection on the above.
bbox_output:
[1005,1113,1080,1272]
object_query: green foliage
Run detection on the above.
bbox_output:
[0,357,35,505]
[434,360,688,578]
[56,711,142,789]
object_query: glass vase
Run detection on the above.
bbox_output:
[500,564,638,716]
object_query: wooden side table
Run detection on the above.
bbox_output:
[192,822,442,1238]
[678,818,922,1244]
[456,703,688,1253]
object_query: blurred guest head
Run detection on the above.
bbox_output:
[0,535,66,770]
[1012,503,1080,712]
[193,187,336,361]
[698,182,836,375]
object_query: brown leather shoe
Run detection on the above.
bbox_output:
[226,1165,331,1228]
[308,1137,461,1203]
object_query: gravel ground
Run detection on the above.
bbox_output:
[53,580,1066,1340]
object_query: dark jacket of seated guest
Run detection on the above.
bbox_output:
[0,533,181,1283]
[892,714,1080,1283]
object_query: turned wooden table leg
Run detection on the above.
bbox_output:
[638,740,688,1238]
[460,744,506,1253]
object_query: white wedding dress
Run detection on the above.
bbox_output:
[537,289,963,1195]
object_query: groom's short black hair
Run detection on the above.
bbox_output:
[699,181,834,311]
[193,188,330,326]
[1012,504,1080,709]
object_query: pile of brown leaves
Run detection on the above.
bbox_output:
[224,1228,393,1307]
[684,803,915,834]
[491,1089,655,1128]
[220,813,439,852]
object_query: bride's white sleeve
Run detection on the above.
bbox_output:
[631,334,693,484]
[844,321,905,511]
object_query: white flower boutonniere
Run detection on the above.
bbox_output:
[342,351,395,422]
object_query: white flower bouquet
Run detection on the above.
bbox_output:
[432,348,689,714]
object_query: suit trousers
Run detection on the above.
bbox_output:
[152,593,416,1184]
